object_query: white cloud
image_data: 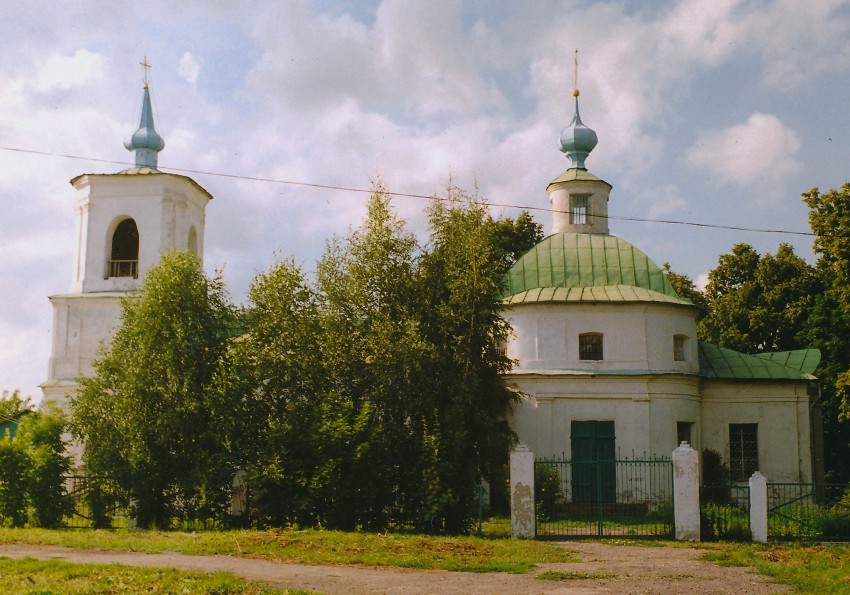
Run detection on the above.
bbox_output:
[31,49,106,92]
[685,113,800,189]
[178,52,200,85]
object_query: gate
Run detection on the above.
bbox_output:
[768,483,850,541]
[535,458,674,538]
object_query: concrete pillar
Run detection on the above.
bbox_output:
[510,443,535,539]
[672,441,700,541]
[749,471,768,543]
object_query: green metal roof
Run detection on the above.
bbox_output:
[547,168,612,189]
[698,342,819,380]
[502,233,683,303]
[753,350,821,375]
[503,284,693,306]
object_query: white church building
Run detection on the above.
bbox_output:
[42,78,822,486]
[502,89,823,485]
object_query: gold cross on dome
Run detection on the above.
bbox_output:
[140,56,151,88]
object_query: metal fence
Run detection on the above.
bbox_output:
[768,483,850,542]
[535,458,673,538]
[699,484,751,541]
[63,474,131,529]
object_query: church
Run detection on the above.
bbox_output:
[42,76,822,486]
[501,87,822,485]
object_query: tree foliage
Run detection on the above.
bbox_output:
[72,187,537,533]
[662,263,707,318]
[72,252,235,528]
[698,243,819,353]
[15,404,73,527]
[0,393,71,527]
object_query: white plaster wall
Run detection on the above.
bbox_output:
[701,380,813,483]
[549,179,610,235]
[505,302,699,374]
[45,293,124,386]
[506,374,701,460]
[71,174,209,294]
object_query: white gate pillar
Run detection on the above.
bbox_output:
[749,471,768,543]
[510,444,535,539]
[672,442,700,541]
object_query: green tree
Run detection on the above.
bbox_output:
[802,184,850,479]
[698,243,818,353]
[417,187,517,532]
[214,257,323,526]
[15,403,73,528]
[71,252,235,528]
[314,184,427,530]
[0,390,32,426]
[662,263,707,318]
[490,210,544,270]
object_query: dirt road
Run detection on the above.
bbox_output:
[0,541,788,594]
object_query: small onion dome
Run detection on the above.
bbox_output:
[558,93,597,170]
[124,86,165,168]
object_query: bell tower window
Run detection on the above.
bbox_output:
[109,218,139,278]
[570,194,589,225]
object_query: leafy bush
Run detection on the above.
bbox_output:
[0,395,73,528]
[0,437,30,526]
[535,464,563,519]
[15,405,73,528]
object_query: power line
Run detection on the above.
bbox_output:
[0,145,815,237]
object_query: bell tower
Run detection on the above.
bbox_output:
[42,68,213,409]
[547,52,612,235]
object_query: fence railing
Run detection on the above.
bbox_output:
[768,483,850,542]
[107,259,138,279]
[63,474,131,529]
[535,458,673,538]
[700,484,751,541]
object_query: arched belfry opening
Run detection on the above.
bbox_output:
[109,218,139,278]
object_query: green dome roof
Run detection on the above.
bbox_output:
[502,233,691,305]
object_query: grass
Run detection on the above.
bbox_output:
[0,525,575,573]
[702,543,850,594]
[0,557,300,594]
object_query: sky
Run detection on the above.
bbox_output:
[3,0,850,401]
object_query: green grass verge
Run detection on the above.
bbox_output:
[0,527,575,573]
[702,543,850,594]
[0,557,301,594]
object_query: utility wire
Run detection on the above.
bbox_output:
[0,145,815,237]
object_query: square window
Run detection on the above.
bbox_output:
[729,423,758,482]
[570,194,589,225]
[579,333,603,360]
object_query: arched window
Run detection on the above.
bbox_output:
[109,218,139,278]
[579,332,603,361]
[187,226,198,255]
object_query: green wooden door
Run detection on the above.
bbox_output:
[571,421,616,503]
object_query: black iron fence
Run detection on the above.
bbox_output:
[63,474,131,529]
[535,458,673,538]
[699,484,751,541]
[768,483,850,542]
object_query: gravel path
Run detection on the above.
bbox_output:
[0,542,789,594]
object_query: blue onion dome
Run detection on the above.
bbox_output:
[558,89,598,170]
[124,86,165,169]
